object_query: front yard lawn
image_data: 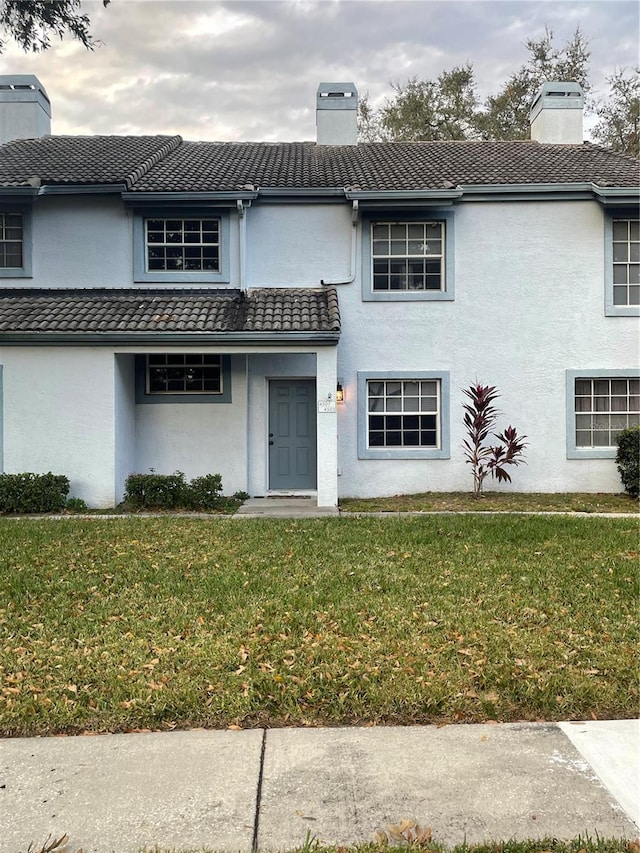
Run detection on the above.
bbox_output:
[0,515,637,736]
[339,492,638,514]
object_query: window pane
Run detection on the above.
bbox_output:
[613,220,629,240]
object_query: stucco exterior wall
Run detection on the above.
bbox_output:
[134,355,248,494]
[0,346,118,504]
[246,204,352,287]
[336,199,638,496]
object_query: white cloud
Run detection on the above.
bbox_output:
[0,0,636,140]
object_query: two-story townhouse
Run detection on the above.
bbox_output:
[0,76,637,507]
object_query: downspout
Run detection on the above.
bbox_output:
[237,199,251,292]
[321,198,359,286]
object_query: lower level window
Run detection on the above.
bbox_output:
[357,371,450,460]
[147,354,222,394]
[368,378,440,448]
[574,377,639,447]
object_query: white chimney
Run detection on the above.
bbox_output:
[530,81,584,145]
[0,75,51,145]
[316,82,358,145]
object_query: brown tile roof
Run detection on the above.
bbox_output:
[0,288,341,339]
[0,136,637,191]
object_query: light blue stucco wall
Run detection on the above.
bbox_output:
[0,193,636,501]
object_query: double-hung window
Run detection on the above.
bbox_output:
[358,371,450,459]
[363,212,454,302]
[566,370,640,458]
[133,211,230,283]
[0,210,31,278]
[605,216,639,316]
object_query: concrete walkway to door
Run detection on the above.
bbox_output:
[234,497,339,518]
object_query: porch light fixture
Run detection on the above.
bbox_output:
[336,382,345,403]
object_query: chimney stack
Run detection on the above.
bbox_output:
[316,82,358,145]
[0,75,51,146]
[530,81,584,145]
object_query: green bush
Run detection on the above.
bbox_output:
[124,471,188,509]
[187,473,223,509]
[123,471,239,511]
[0,472,70,513]
[615,425,640,497]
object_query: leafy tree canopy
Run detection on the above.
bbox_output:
[359,26,639,156]
[0,0,109,54]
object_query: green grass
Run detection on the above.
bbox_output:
[0,515,637,736]
[137,842,637,853]
[339,492,639,514]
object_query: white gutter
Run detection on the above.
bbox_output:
[321,199,359,286]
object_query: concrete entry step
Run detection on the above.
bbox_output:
[235,497,339,518]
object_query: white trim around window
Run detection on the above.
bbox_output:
[566,369,640,458]
[357,370,450,459]
[362,211,455,302]
[133,210,230,284]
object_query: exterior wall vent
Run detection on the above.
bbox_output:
[0,75,51,145]
[316,82,358,146]
[530,81,584,145]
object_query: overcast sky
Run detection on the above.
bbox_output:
[0,0,637,141]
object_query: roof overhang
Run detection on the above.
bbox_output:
[0,330,340,346]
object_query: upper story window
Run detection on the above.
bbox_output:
[0,209,31,278]
[362,211,454,302]
[133,210,230,284]
[605,216,639,316]
[146,218,220,273]
[612,219,639,307]
[0,212,23,269]
[372,222,444,292]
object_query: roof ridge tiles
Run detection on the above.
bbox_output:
[125,134,183,190]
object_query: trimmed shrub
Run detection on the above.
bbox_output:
[0,472,70,513]
[616,425,640,497]
[124,471,188,510]
[187,474,223,510]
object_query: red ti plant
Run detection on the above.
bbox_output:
[462,382,528,497]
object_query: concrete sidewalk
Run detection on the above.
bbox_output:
[1,720,638,853]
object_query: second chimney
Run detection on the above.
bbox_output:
[316,82,358,145]
[530,81,584,145]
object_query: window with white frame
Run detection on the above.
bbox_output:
[367,378,441,448]
[146,354,223,395]
[146,218,220,273]
[612,219,639,308]
[372,222,444,292]
[574,376,640,448]
[0,212,23,269]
